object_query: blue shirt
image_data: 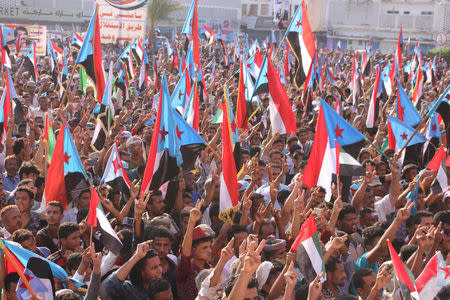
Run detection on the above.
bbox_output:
[2,173,19,192]
[355,252,379,274]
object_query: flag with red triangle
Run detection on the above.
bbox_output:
[285,0,316,88]
[388,241,419,300]
[416,251,450,299]
[24,41,39,81]
[102,143,131,192]
[43,122,88,210]
[75,6,106,103]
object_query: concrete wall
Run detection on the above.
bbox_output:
[326,0,450,53]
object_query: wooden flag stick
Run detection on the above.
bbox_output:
[205,143,221,161]
[0,241,38,298]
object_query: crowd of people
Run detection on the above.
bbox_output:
[0,21,448,300]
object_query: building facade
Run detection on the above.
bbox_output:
[325,0,450,53]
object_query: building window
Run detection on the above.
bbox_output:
[249,4,258,16]
[387,10,399,14]
[242,4,247,16]
[403,11,409,15]
[421,11,433,15]
[261,4,270,16]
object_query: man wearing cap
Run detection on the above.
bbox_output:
[33,93,52,122]
[176,201,213,300]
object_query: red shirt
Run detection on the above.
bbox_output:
[175,254,212,300]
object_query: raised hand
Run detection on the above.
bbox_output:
[129,180,140,201]
[375,263,392,290]
[135,240,153,259]
[396,199,414,223]
[242,239,265,275]
[189,199,203,224]
[308,272,324,300]
[284,261,299,287]
[220,237,235,263]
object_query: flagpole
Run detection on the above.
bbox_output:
[60,64,78,107]
[0,241,38,298]
[364,137,393,163]
[205,143,222,161]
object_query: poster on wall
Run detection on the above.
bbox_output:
[1,24,47,56]
[273,0,289,23]
[97,0,148,44]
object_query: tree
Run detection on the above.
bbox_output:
[147,0,180,33]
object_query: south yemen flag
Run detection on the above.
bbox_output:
[292,214,325,283]
[285,0,316,89]
[23,41,39,81]
[141,75,183,195]
[75,6,105,103]
[43,121,88,210]
[303,99,366,201]
[416,251,450,299]
[388,241,419,300]
[219,85,239,223]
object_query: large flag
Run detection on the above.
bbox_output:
[43,122,88,210]
[303,99,366,201]
[396,79,421,127]
[366,65,383,129]
[253,54,296,134]
[16,258,54,300]
[141,75,183,194]
[285,0,316,88]
[292,215,325,283]
[426,146,448,194]
[388,241,419,300]
[219,85,239,222]
[416,252,450,299]
[75,6,106,103]
[23,42,39,81]
[102,143,131,192]
[0,240,68,280]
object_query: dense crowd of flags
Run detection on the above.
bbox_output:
[0,0,449,297]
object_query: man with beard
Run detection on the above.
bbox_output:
[322,256,347,300]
